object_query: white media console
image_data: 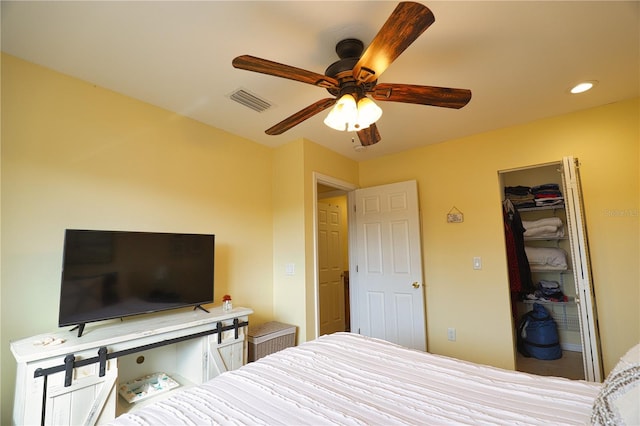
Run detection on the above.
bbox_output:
[10,306,253,425]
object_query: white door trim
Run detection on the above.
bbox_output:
[312,172,357,340]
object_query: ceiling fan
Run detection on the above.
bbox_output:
[232,1,472,146]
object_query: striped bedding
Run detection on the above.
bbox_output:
[112,332,601,425]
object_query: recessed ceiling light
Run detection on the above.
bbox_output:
[570,81,598,94]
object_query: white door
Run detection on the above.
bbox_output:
[561,156,603,382]
[318,202,346,335]
[351,180,426,351]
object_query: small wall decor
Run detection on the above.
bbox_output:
[447,206,464,223]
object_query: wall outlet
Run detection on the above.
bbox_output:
[285,263,295,275]
[473,256,482,270]
[447,327,456,341]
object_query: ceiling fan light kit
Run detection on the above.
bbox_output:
[232,1,472,146]
[355,96,383,127]
[324,94,357,131]
[324,94,382,132]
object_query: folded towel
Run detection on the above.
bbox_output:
[523,217,563,230]
[524,226,565,238]
[525,246,568,269]
[522,217,565,238]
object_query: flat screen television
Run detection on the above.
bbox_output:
[59,229,215,337]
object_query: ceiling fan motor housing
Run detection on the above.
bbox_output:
[325,39,376,98]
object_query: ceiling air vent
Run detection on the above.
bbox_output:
[229,88,272,112]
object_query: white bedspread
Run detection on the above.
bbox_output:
[112,333,600,425]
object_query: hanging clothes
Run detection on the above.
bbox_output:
[503,199,534,319]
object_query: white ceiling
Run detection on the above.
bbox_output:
[2,1,638,161]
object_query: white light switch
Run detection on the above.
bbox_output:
[473,256,482,270]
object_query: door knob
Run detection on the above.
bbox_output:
[412,282,420,289]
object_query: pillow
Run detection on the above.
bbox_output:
[524,246,568,268]
[591,343,640,425]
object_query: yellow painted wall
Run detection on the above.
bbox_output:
[2,52,638,424]
[359,98,639,372]
[271,139,358,343]
[273,139,358,342]
[1,54,274,421]
[272,140,307,336]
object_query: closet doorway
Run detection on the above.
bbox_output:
[314,173,355,337]
[499,157,603,382]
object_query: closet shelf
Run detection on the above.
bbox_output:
[530,268,572,273]
[522,298,574,305]
[524,236,568,241]
[517,204,565,212]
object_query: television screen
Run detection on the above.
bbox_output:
[59,229,214,334]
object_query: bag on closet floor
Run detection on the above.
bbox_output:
[517,303,562,360]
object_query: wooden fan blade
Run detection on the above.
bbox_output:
[352,2,435,83]
[357,123,381,146]
[266,98,337,135]
[233,55,339,90]
[371,83,472,109]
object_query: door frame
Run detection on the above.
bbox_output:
[312,172,357,340]
[498,158,603,382]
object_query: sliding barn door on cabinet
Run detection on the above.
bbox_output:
[501,156,603,382]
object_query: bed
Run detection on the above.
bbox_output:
[112,332,639,426]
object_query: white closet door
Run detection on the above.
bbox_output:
[562,156,603,382]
